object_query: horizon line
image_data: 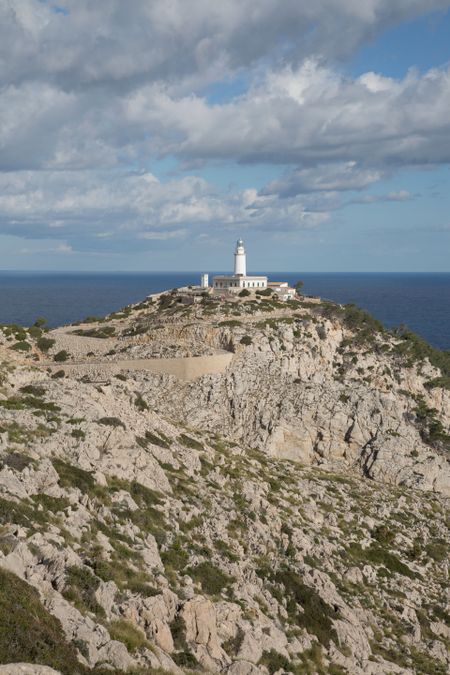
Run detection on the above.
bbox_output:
[0,269,449,275]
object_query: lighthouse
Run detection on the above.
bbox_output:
[212,239,267,293]
[234,238,247,276]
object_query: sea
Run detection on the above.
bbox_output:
[0,271,449,351]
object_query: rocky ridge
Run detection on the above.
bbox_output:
[0,288,449,674]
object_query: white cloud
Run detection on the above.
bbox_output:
[0,169,329,249]
[0,0,449,253]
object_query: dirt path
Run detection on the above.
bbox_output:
[42,351,233,382]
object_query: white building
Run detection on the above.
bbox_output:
[213,239,268,293]
[268,281,296,301]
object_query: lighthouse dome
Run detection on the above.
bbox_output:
[237,238,244,247]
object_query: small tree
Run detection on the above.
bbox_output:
[238,289,251,297]
[33,317,47,328]
[294,280,304,295]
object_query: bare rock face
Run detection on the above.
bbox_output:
[0,293,449,674]
[140,311,450,496]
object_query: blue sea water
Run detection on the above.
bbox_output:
[0,271,449,350]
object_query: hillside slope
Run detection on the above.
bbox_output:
[0,290,449,674]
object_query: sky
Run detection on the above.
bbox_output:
[1,0,450,272]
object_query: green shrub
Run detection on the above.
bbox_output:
[259,649,290,674]
[53,459,95,493]
[186,561,233,595]
[62,566,105,617]
[137,430,171,449]
[238,289,251,297]
[240,335,252,345]
[170,615,188,651]
[37,337,56,352]
[161,541,189,571]
[273,570,338,647]
[135,393,148,411]
[172,651,198,668]
[97,416,126,429]
[425,376,450,391]
[108,620,149,652]
[51,369,65,379]
[219,320,242,327]
[346,542,416,579]
[11,341,32,352]
[19,384,46,396]
[0,568,81,674]
[28,326,42,339]
[71,429,86,440]
[73,326,115,339]
[33,317,47,327]
[53,350,69,362]
[178,433,204,451]
[425,541,447,562]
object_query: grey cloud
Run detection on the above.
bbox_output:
[260,163,385,197]
[3,0,449,90]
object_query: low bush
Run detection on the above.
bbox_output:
[273,570,338,647]
[53,459,95,493]
[219,320,242,327]
[73,326,115,339]
[135,393,148,411]
[178,433,204,451]
[97,416,126,429]
[186,561,233,595]
[11,341,32,352]
[240,335,252,345]
[108,619,149,652]
[62,565,105,617]
[36,337,55,353]
[259,649,290,674]
[53,350,69,362]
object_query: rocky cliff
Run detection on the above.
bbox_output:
[0,290,449,674]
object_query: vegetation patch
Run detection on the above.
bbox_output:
[62,565,105,617]
[11,341,32,352]
[186,561,233,595]
[218,320,242,327]
[0,568,82,674]
[178,433,204,451]
[97,416,126,429]
[259,649,290,674]
[73,326,115,339]
[273,570,338,647]
[37,336,55,352]
[0,451,35,472]
[53,458,95,494]
[346,542,417,579]
[108,619,149,652]
[53,350,70,362]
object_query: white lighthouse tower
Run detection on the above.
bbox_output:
[212,239,267,293]
[234,238,247,276]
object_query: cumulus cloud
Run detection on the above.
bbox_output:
[0,170,327,250]
[1,0,449,251]
[138,61,450,170]
[3,0,448,88]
